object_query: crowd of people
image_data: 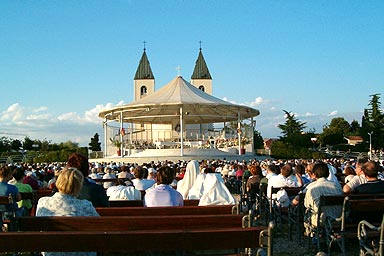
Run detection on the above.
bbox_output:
[1,154,384,255]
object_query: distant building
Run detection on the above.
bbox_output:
[263,138,278,150]
[344,136,364,146]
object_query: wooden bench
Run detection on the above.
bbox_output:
[357,213,384,255]
[0,194,17,231]
[269,186,302,225]
[305,195,384,255]
[7,214,274,255]
[339,197,384,253]
[96,204,237,216]
[108,199,200,207]
[0,227,271,254]
[16,214,247,231]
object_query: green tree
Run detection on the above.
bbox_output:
[253,130,264,149]
[22,137,35,150]
[319,117,351,146]
[362,93,384,149]
[89,133,102,152]
[278,110,307,137]
[274,110,316,158]
[10,139,22,151]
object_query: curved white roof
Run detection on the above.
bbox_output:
[99,76,260,124]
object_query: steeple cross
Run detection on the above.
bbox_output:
[143,41,147,51]
[199,40,202,50]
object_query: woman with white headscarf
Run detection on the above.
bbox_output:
[198,172,236,206]
[177,160,200,199]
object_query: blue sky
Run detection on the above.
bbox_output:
[1,1,383,147]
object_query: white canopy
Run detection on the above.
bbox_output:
[99,76,260,124]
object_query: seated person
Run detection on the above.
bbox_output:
[354,160,384,194]
[304,162,343,228]
[36,167,99,256]
[198,168,236,206]
[132,165,155,191]
[246,165,262,200]
[102,167,116,189]
[12,167,33,215]
[144,165,183,207]
[343,158,368,194]
[106,179,141,200]
[177,160,200,199]
[66,153,109,207]
[267,164,302,199]
[0,165,21,218]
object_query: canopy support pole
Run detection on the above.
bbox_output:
[180,106,184,156]
[238,113,241,156]
[103,118,108,158]
[251,117,255,155]
[120,112,123,158]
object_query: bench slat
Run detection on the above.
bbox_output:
[96,205,235,216]
[0,228,264,252]
[17,215,244,231]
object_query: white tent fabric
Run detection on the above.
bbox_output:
[99,76,259,124]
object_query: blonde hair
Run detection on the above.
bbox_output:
[56,167,84,196]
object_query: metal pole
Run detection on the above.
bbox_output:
[104,118,108,158]
[180,106,184,157]
[368,132,373,160]
[238,113,241,156]
[120,112,123,158]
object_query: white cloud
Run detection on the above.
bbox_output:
[329,110,338,116]
[0,103,110,146]
[57,112,81,121]
[33,106,48,113]
[26,114,51,120]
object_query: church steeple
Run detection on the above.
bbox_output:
[191,47,212,80]
[191,44,212,95]
[134,44,155,100]
[134,48,154,80]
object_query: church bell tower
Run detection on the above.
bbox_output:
[134,45,155,101]
[190,45,212,95]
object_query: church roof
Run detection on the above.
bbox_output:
[99,76,259,124]
[134,50,154,80]
[191,49,212,79]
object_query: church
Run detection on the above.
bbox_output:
[131,46,214,144]
[98,46,259,157]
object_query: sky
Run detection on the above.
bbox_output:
[1,1,383,147]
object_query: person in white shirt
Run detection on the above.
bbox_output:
[132,165,155,191]
[144,165,183,207]
[106,179,141,200]
[267,164,302,198]
[102,167,116,189]
[343,158,368,194]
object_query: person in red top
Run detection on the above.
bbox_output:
[236,164,244,180]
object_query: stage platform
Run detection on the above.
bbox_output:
[89,148,258,165]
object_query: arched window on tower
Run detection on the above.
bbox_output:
[140,86,147,97]
[198,85,205,92]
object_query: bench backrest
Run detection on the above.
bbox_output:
[0,227,266,253]
[17,214,245,231]
[108,199,200,207]
[343,197,384,225]
[96,204,236,216]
